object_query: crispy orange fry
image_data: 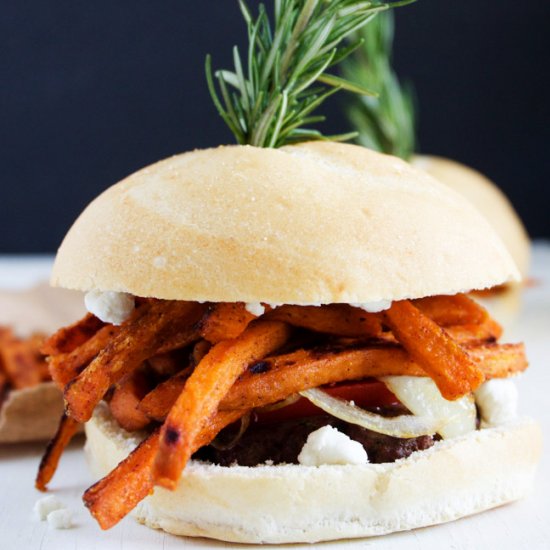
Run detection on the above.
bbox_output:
[199,303,256,343]
[109,370,152,432]
[139,342,525,421]
[147,353,181,377]
[153,321,290,489]
[64,301,202,423]
[384,300,483,400]
[42,313,105,355]
[85,429,161,529]
[413,294,491,327]
[49,325,118,388]
[223,343,525,411]
[378,320,502,346]
[138,367,193,421]
[266,304,382,338]
[191,339,212,366]
[444,320,502,344]
[84,409,244,529]
[0,334,45,389]
[35,414,80,491]
[465,342,528,378]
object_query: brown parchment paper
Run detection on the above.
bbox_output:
[0,283,86,443]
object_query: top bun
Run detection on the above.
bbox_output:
[52,142,519,303]
[412,155,530,279]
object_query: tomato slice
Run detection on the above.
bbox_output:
[254,379,400,425]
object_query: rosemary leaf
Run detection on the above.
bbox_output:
[206,0,414,148]
[341,10,416,159]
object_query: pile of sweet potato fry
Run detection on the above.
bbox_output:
[36,295,527,529]
[0,328,49,399]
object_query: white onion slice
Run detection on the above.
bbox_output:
[255,394,300,414]
[381,376,476,439]
[299,388,443,438]
[210,412,251,450]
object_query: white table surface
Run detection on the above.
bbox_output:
[0,243,549,550]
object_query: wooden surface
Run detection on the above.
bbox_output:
[0,244,548,549]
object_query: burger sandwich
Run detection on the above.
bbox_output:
[36,141,541,543]
[35,1,541,545]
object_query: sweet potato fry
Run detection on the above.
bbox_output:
[265,304,382,338]
[138,337,525,422]
[146,340,206,377]
[444,319,502,344]
[155,303,208,352]
[384,300,483,400]
[0,336,45,389]
[191,339,212,366]
[147,353,180,377]
[84,409,244,529]
[198,303,256,343]
[413,294,490,327]
[109,370,152,432]
[153,321,290,489]
[138,367,193,421]
[35,414,80,491]
[84,429,160,529]
[49,325,118,388]
[221,342,526,412]
[64,301,203,423]
[42,313,105,355]
[466,342,528,378]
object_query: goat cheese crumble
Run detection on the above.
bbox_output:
[474,378,518,426]
[84,290,135,325]
[350,300,392,313]
[46,508,73,529]
[297,425,368,466]
[34,495,64,520]
[34,496,73,529]
[245,302,266,316]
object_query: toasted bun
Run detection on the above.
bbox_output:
[52,142,518,303]
[412,155,530,279]
[85,403,541,544]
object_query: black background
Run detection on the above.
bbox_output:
[2,1,549,253]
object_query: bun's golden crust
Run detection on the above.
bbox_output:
[52,142,518,302]
[412,155,530,279]
[85,404,541,544]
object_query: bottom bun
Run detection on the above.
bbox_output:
[85,403,541,544]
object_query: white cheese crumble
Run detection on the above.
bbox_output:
[350,300,392,313]
[84,290,135,325]
[245,302,265,316]
[297,425,368,466]
[474,378,518,426]
[46,508,73,529]
[34,495,64,520]
[34,496,73,529]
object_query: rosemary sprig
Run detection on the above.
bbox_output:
[341,10,416,159]
[206,0,415,149]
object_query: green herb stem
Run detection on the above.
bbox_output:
[206,0,415,148]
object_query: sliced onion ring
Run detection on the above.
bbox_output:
[299,388,443,439]
[210,412,251,451]
[380,376,476,439]
[255,394,300,414]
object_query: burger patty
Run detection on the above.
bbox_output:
[194,407,437,466]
